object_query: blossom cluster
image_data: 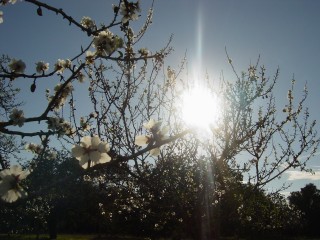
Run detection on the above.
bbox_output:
[54,59,71,74]
[8,59,26,74]
[25,143,42,155]
[36,61,49,74]
[0,0,19,24]
[0,0,17,5]
[47,82,74,110]
[47,117,75,137]
[9,108,25,127]
[80,16,95,30]
[93,30,123,56]
[118,1,141,23]
[0,165,29,203]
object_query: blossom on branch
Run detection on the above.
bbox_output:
[72,136,111,169]
[0,165,30,203]
[9,108,25,127]
[47,117,75,137]
[35,61,49,74]
[0,11,3,24]
[119,1,141,23]
[54,59,71,74]
[135,119,169,156]
[47,83,74,110]
[135,135,151,146]
[25,143,42,155]
[8,59,26,74]
[80,16,95,30]
[93,30,123,56]
[138,48,149,58]
[0,0,17,6]
[85,51,95,65]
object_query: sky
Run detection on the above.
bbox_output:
[0,0,320,194]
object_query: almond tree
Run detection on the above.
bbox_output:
[0,1,319,239]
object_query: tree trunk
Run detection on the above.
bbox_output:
[47,209,58,240]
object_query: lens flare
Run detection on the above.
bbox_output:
[182,85,221,129]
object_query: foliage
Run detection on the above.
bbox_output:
[288,183,320,237]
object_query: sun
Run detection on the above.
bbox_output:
[182,85,222,129]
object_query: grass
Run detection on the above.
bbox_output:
[1,234,320,240]
[0,235,150,240]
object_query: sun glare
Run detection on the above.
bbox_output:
[182,85,222,129]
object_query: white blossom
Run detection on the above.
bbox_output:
[138,48,149,58]
[135,119,169,156]
[167,66,175,81]
[0,165,30,203]
[0,11,3,24]
[85,51,95,65]
[93,30,123,56]
[9,108,25,127]
[36,61,49,73]
[25,143,42,154]
[134,135,151,146]
[72,136,111,169]
[119,1,141,23]
[36,61,49,74]
[1,0,17,5]
[47,117,74,137]
[143,119,161,132]
[54,59,66,74]
[77,71,86,83]
[80,16,95,29]
[80,117,90,131]
[48,82,74,110]
[8,59,26,74]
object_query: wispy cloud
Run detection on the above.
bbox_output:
[286,170,320,181]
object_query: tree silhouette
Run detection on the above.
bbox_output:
[289,183,320,237]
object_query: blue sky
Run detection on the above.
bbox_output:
[1,0,319,194]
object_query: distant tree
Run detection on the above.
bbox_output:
[0,55,23,169]
[288,183,320,237]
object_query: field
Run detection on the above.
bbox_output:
[0,235,149,240]
[1,235,320,240]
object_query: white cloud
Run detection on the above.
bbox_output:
[286,170,320,181]
[280,191,291,198]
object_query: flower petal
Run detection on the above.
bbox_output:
[71,145,85,159]
[89,151,101,162]
[81,162,89,169]
[79,154,89,167]
[159,126,169,137]
[135,135,149,146]
[18,170,30,180]
[98,142,110,153]
[0,169,10,178]
[0,181,11,196]
[150,148,160,156]
[81,136,92,148]
[91,136,101,149]
[143,119,156,130]
[2,190,19,203]
[99,153,111,164]
[10,165,22,175]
